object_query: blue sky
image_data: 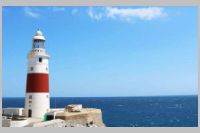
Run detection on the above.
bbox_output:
[3,6,198,97]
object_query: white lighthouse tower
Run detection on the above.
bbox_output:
[25,30,50,119]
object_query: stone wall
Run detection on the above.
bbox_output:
[2,119,11,127]
[2,119,28,127]
[32,119,66,127]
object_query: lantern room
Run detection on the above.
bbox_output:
[32,30,46,49]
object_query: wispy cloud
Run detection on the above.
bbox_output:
[23,6,167,21]
[88,7,104,21]
[24,7,40,18]
[87,7,167,22]
[72,8,79,15]
[51,7,66,12]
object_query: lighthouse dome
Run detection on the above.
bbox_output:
[35,30,43,36]
[33,30,45,41]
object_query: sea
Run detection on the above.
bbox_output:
[2,95,198,127]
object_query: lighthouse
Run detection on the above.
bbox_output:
[25,30,50,119]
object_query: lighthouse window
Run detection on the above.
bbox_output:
[33,41,45,49]
[30,67,34,71]
[39,58,42,62]
[29,95,32,99]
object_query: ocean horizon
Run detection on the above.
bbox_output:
[2,95,198,127]
[3,94,198,98]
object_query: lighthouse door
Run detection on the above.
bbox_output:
[28,109,32,117]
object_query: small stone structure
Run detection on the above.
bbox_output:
[55,108,105,127]
[3,108,25,116]
[65,104,82,112]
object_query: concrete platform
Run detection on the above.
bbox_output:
[55,108,105,127]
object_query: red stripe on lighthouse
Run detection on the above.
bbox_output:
[26,73,49,92]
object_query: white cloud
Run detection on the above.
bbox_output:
[87,7,167,22]
[106,7,166,20]
[24,7,40,18]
